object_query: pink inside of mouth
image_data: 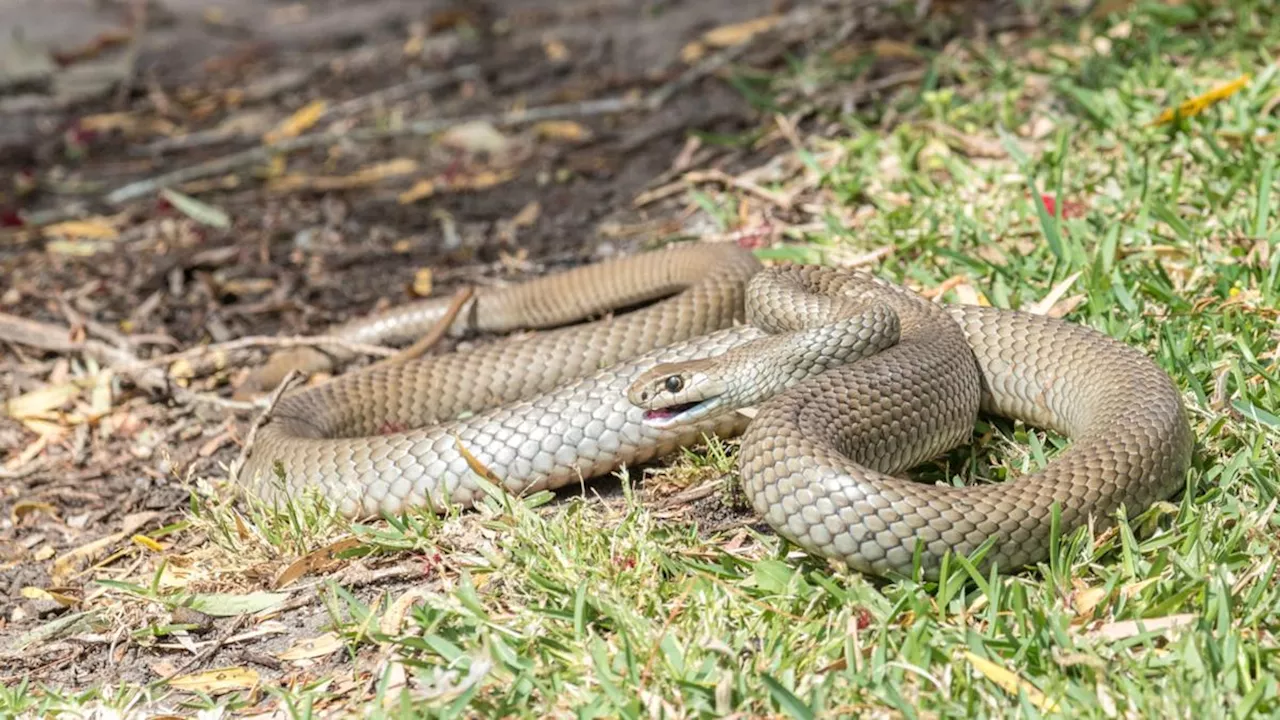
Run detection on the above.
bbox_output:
[643,401,700,423]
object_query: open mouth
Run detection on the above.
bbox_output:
[642,401,702,424]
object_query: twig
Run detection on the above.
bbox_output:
[0,312,140,370]
[121,334,397,373]
[0,312,277,410]
[327,64,481,120]
[643,38,756,110]
[102,3,817,209]
[159,614,252,681]
[229,369,302,484]
[139,64,483,156]
[104,95,644,206]
[376,286,475,368]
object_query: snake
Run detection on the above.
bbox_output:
[236,242,1193,579]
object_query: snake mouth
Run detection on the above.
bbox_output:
[642,400,712,427]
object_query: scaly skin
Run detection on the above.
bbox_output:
[236,243,1192,579]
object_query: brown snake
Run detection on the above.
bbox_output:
[236,242,1193,579]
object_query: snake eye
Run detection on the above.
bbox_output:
[664,375,683,394]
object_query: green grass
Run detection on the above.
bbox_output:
[9,1,1280,717]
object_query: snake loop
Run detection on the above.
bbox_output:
[237,243,1192,578]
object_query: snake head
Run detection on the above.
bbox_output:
[627,360,727,428]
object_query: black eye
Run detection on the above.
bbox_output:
[664,375,683,393]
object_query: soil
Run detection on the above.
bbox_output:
[0,0,1054,697]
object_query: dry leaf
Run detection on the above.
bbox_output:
[455,436,503,484]
[21,586,77,607]
[42,219,120,241]
[438,120,512,156]
[511,201,541,227]
[964,651,1059,712]
[277,632,344,661]
[1026,272,1081,315]
[701,15,783,48]
[45,239,109,256]
[1121,577,1161,599]
[398,179,437,203]
[1088,613,1197,641]
[52,532,126,585]
[543,39,570,62]
[398,170,516,204]
[18,418,67,439]
[872,39,920,59]
[132,534,165,552]
[12,501,58,524]
[534,120,591,142]
[680,41,707,64]
[4,435,50,471]
[5,382,83,419]
[264,99,327,143]
[168,666,260,694]
[380,587,431,636]
[412,268,433,297]
[1047,294,1086,318]
[269,158,419,192]
[273,536,362,588]
[1071,586,1109,620]
[1149,74,1250,126]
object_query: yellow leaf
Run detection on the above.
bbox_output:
[454,436,503,484]
[412,268,433,297]
[20,586,53,601]
[277,632,344,661]
[132,534,165,551]
[680,41,706,64]
[872,40,920,59]
[42,219,120,240]
[511,201,541,227]
[264,100,327,143]
[19,418,67,439]
[45,239,109,256]
[12,501,58,524]
[5,383,83,419]
[534,120,592,142]
[701,15,783,48]
[167,666,260,694]
[398,179,437,203]
[964,651,1059,712]
[543,39,570,62]
[21,586,77,606]
[456,169,515,191]
[1149,74,1250,126]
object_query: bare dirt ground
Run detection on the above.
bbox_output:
[0,0,1060,703]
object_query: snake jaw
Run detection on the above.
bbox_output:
[641,397,724,428]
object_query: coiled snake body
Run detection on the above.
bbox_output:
[238,243,1192,578]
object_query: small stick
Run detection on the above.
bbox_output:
[104,96,644,206]
[376,286,475,368]
[229,368,302,483]
[120,334,397,372]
